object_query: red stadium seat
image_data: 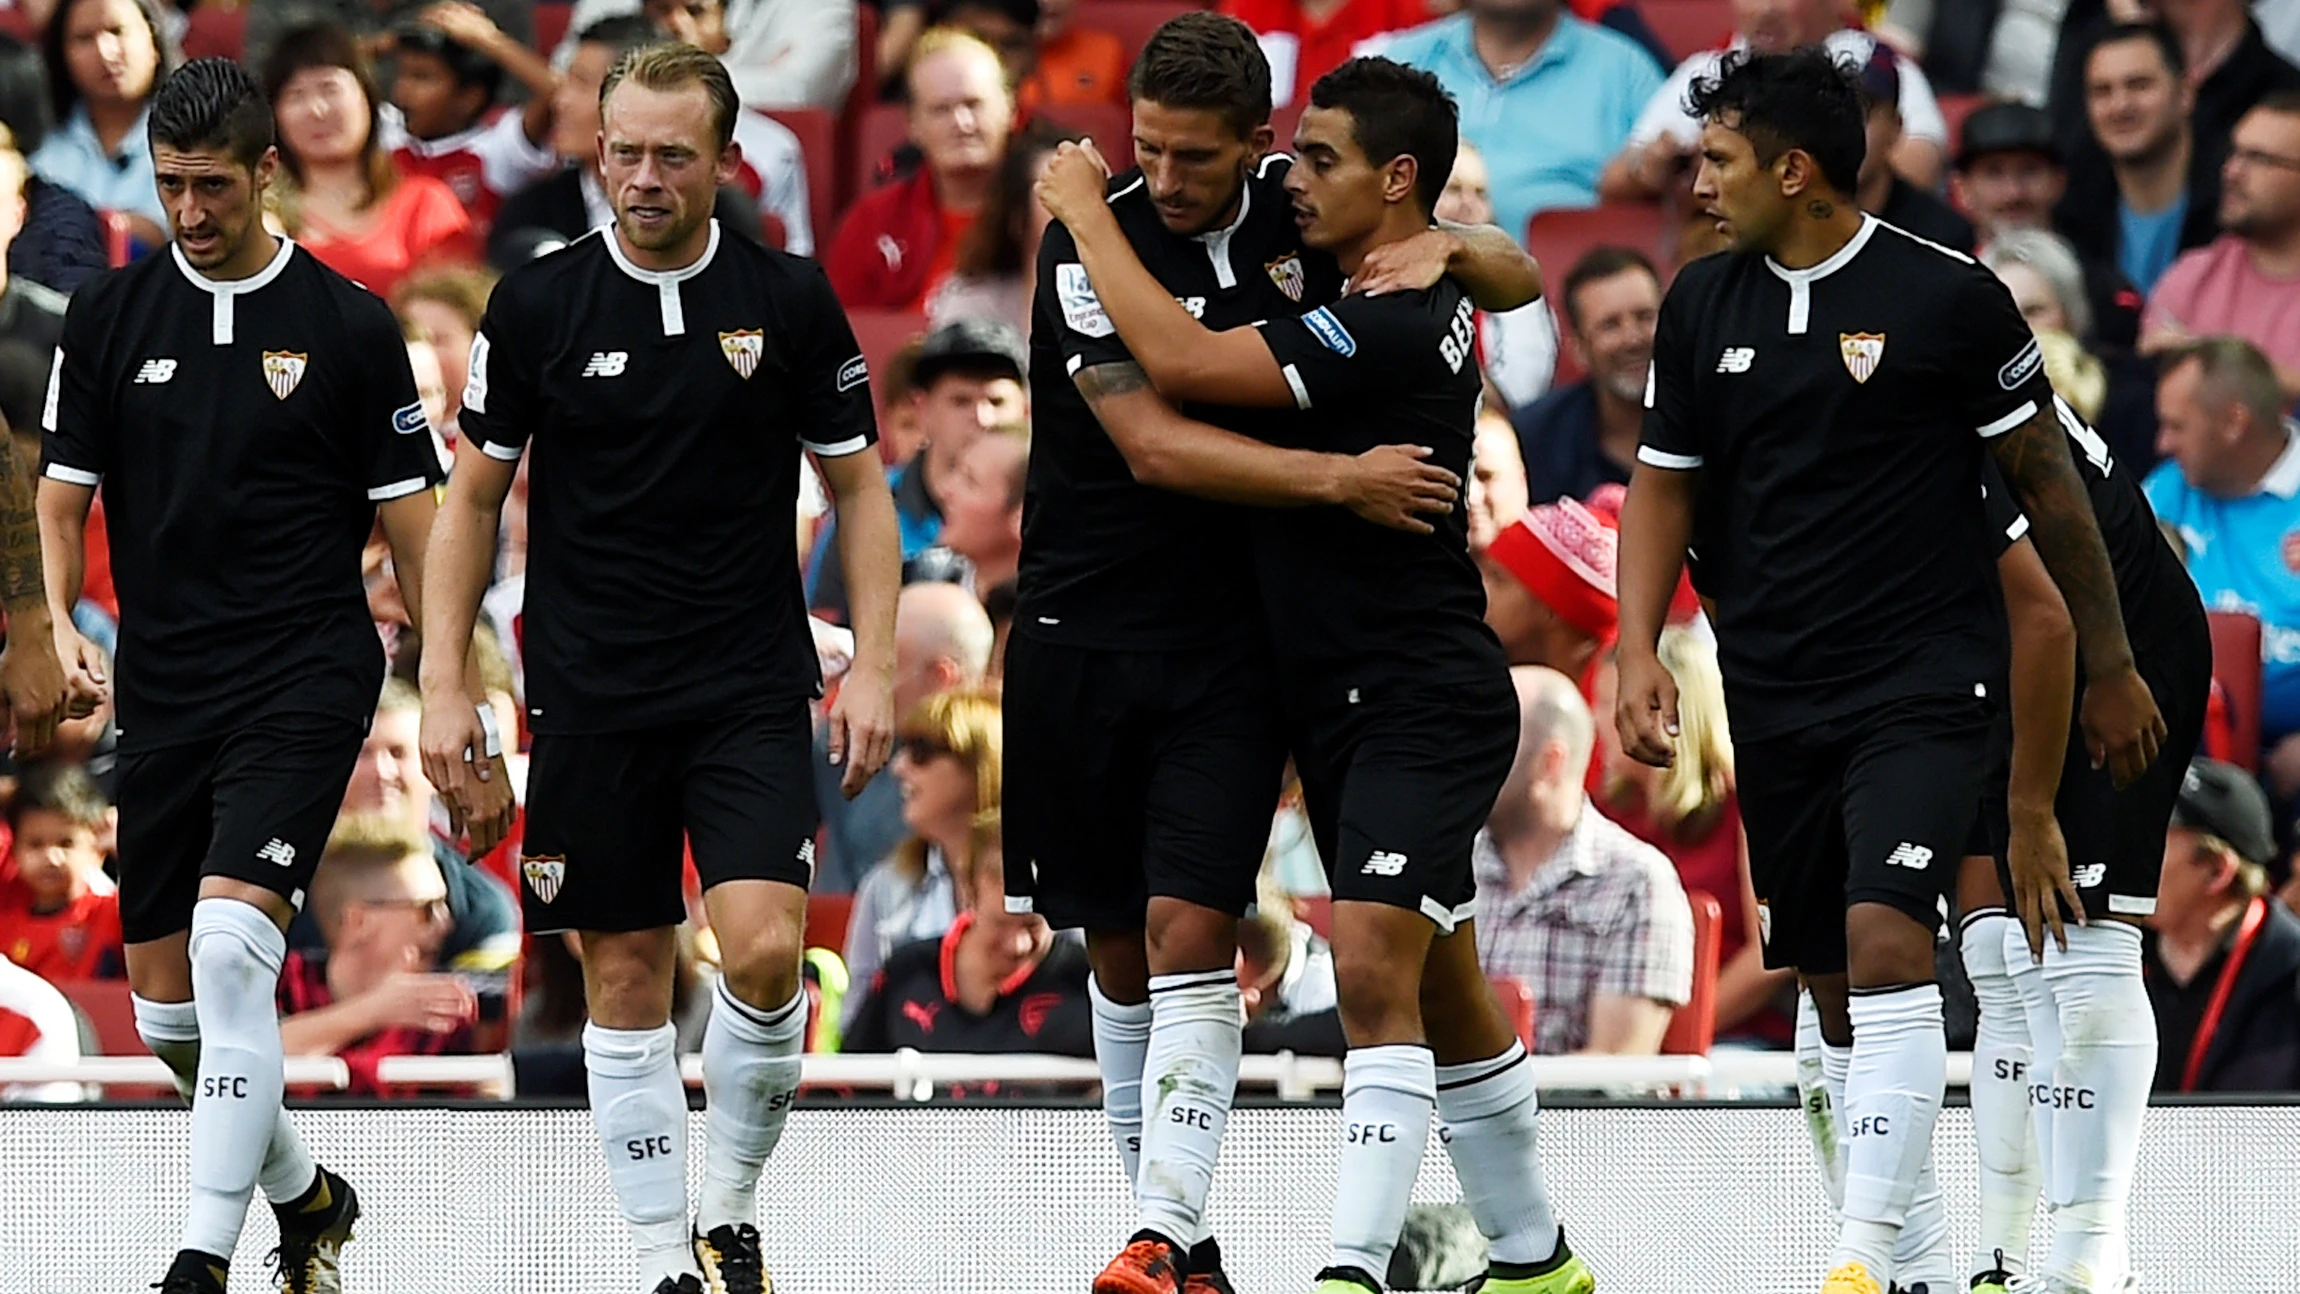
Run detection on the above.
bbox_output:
[1076,0,1204,61]
[533,0,573,56]
[1295,894,1332,939]
[181,4,246,62]
[53,979,144,1055]
[2207,611,2263,771]
[1033,99,1134,169]
[1641,0,1732,64]
[1662,889,1722,1056]
[99,210,133,267]
[1936,93,1990,156]
[845,309,927,424]
[763,108,838,253]
[804,893,856,955]
[851,102,912,197]
[1525,202,1674,385]
[839,3,880,206]
[1269,101,1307,152]
[1489,975,1536,1051]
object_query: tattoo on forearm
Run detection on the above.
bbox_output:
[0,440,45,615]
[1074,361,1149,405]
[1991,407,2132,673]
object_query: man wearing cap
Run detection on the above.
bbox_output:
[806,318,1028,620]
[1481,497,1619,688]
[1853,46,1972,252]
[2143,757,2300,1091]
[1953,101,2146,351]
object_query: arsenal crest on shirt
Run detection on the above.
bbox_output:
[1267,253,1306,303]
[1839,332,1885,384]
[719,329,763,379]
[262,350,308,399]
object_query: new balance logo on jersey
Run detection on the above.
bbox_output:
[256,838,296,868]
[134,359,177,383]
[1884,842,1933,871]
[1362,850,1408,876]
[2074,863,2106,888]
[1716,347,1755,373]
[582,351,629,378]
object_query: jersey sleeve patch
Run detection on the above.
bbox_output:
[463,333,492,415]
[1998,337,2043,391]
[392,401,431,435]
[40,347,60,432]
[1301,306,1356,357]
[1056,263,1113,339]
[836,355,869,393]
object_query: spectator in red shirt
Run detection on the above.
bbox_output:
[1220,0,1443,108]
[265,22,478,299]
[382,5,562,232]
[1023,0,1126,109]
[0,762,122,983]
[278,814,482,1095]
[826,27,1014,310]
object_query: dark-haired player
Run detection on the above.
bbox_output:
[1012,13,1554,1294]
[1613,48,2166,1294]
[421,42,898,1294]
[37,58,499,1294]
[1040,55,1592,1294]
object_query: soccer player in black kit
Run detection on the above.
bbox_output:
[35,60,496,1294]
[420,44,900,1294]
[1039,56,1593,1294]
[1613,50,2170,1294]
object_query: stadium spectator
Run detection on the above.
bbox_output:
[2051,0,2300,180]
[874,333,929,469]
[2143,757,2300,1091]
[917,427,1026,594]
[1875,0,2061,104]
[2145,337,2300,773]
[1235,870,1344,1056]
[393,264,494,434]
[1593,629,1793,1044]
[1473,666,1694,1055]
[487,16,763,270]
[380,4,560,229]
[827,27,1013,310]
[840,686,1000,1030]
[1018,0,1125,110]
[265,22,477,299]
[0,763,121,982]
[2056,23,2223,296]
[814,582,995,895]
[631,0,817,254]
[1953,101,2145,353]
[2141,94,2300,398]
[1467,406,1530,553]
[246,0,534,90]
[1222,0,1443,108]
[1854,46,1972,252]
[807,317,1027,617]
[1600,0,1951,204]
[278,814,485,1094]
[552,0,855,111]
[0,953,82,1102]
[1381,0,1663,238]
[1432,138,1556,409]
[1480,496,1619,687]
[927,122,1077,332]
[32,0,178,242]
[1511,246,1656,506]
[843,816,1095,1057]
[0,129,67,435]
[1979,227,2163,472]
[0,117,107,296]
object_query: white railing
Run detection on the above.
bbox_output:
[0,1051,1978,1101]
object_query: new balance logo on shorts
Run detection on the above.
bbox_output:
[2073,863,2106,888]
[1883,842,1933,870]
[1362,850,1408,876]
[582,351,628,377]
[256,838,296,868]
[797,838,817,876]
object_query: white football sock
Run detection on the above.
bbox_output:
[2040,923,2154,1290]
[1962,912,2038,1279]
[181,899,289,1262]
[1089,976,1152,1194]
[1435,1042,1562,1267]
[1137,971,1242,1248]
[1795,989,1845,1209]
[1830,984,1946,1283]
[1814,1014,1944,1284]
[1329,1045,1436,1282]
[585,1021,697,1285]
[134,994,319,1205]
[697,980,805,1235]
[2004,918,2064,1208]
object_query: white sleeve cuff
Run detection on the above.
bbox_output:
[42,464,99,486]
[479,439,525,462]
[367,476,433,501]
[1281,363,1312,410]
[804,435,872,457]
[1978,400,2038,439]
[1638,446,1702,469]
[2006,514,2031,542]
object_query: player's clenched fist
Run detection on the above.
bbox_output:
[1614,647,1681,769]
[1036,139,1112,229]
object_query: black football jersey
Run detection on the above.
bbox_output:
[41,239,445,750]
[1641,217,2059,740]
[1252,281,1508,703]
[1019,154,1344,651]
[460,222,876,734]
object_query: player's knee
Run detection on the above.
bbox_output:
[1144,897,1237,975]
[1333,949,1423,1045]
[716,926,803,1010]
[1085,930,1152,1003]
[1843,902,1938,989]
[580,930,679,1028]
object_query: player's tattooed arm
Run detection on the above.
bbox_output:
[1075,361,1459,532]
[0,436,47,617]
[0,430,66,754]
[1989,404,2167,785]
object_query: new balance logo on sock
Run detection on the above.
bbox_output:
[257,838,296,868]
[582,351,629,377]
[1884,842,1933,870]
[2074,863,2106,888]
[1362,850,1408,876]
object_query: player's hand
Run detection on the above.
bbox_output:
[365,971,478,1034]
[827,662,895,799]
[1339,444,1459,534]
[418,1,504,46]
[0,610,67,757]
[1035,140,1112,230]
[2081,665,2166,788]
[51,622,105,720]
[2008,802,2083,961]
[419,692,515,852]
[1614,647,1681,768]
[1352,228,1459,297]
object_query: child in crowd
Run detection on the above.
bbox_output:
[0,762,122,981]
[385,3,562,229]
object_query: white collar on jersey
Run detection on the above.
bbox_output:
[171,234,297,346]
[1760,214,1879,335]
[1191,168,1254,290]
[2256,421,2300,499]
[600,218,723,337]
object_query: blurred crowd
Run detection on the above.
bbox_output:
[5,0,2300,1101]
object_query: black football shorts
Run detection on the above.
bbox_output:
[116,711,368,943]
[520,700,820,934]
[1737,693,1998,974]
[1002,632,1286,932]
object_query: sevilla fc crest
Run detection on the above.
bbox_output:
[522,854,565,904]
[1839,333,1885,384]
[1267,253,1306,303]
[262,351,308,399]
[719,329,763,380]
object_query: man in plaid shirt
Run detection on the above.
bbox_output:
[1474,666,1694,1055]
